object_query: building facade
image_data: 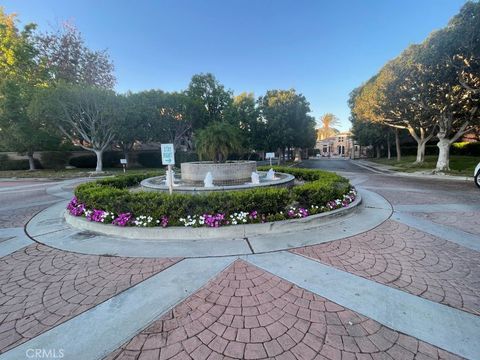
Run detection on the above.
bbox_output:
[315,132,354,157]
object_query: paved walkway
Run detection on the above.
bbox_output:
[0,170,479,360]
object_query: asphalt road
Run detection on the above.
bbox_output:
[301,158,375,173]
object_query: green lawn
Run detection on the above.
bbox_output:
[370,155,479,176]
[0,167,164,180]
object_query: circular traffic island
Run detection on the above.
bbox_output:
[65,166,359,240]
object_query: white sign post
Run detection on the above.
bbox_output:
[120,159,127,173]
[266,152,275,167]
[161,144,175,194]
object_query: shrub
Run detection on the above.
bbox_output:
[451,142,480,156]
[0,154,42,170]
[137,151,163,168]
[41,151,71,170]
[74,167,351,225]
[195,122,244,162]
[69,151,123,169]
[69,154,97,168]
[175,151,198,165]
[259,166,350,206]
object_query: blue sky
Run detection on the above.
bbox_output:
[3,0,466,131]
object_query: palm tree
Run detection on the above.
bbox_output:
[317,113,340,140]
[195,122,244,162]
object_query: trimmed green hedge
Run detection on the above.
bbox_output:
[259,166,350,205]
[40,151,71,170]
[0,154,42,170]
[75,167,351,225]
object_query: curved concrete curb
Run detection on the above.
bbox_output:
[64,193,362,240]
[25,189,392,258]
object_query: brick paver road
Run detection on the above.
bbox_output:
[0,180,181,353]
[0,244,180,353]
[1,166,479,360]
[106,260,462,360]
[292,220,480,315]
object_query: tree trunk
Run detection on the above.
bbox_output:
[277,148,282,165]
[387,134,391,160]
[122,145,131,168]
[27,152,36,171]
[375,145,381,159]
[94,149,104,172]
[395,128,401,161]
[416,141,426,164]
[408,127,433,165]
[294,148,302,162]
[436,138,450,172]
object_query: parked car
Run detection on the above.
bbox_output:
[475,162,480,188]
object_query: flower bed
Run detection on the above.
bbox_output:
[69,167,356,228]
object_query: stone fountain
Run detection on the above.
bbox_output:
[140,161,294,193]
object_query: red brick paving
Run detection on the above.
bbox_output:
[409,211,480,236]
[292,220,480,316]
[0,244,181,353]
[105,260,462,360]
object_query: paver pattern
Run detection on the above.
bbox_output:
[0,243,181,353]
[292,220,480,315]
[0,204,51,228]
[105,260,461,360]
[409,211,480,236]
[0,183,59,229]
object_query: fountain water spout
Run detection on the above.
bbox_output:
[251,172,260,184]
[204,172,214,187]
[266,168,276,181]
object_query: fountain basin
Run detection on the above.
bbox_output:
[181,161,256,185]
[140,171,295,193]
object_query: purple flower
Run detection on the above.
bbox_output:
[86,209,106,222]
[113,213,132,226]
[203,213,226,227]
[298,208,309,217]
[160,215,169,228]
[67,197,85,216]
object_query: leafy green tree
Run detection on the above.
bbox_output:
[185,73,233,129]
[195,122,243,163]
[114,90,193,159]
[31,83,119,172]
[0,8,57,170]
[351,1,480,170]
[113,93,150,165]
[412,1,480,171]
[225,92,266,154]
[351,118,390,158]
[154,92,192,150]
[258,89,315,161]
[351,51,436,164]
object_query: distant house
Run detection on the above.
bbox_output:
[315,132,354,157]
